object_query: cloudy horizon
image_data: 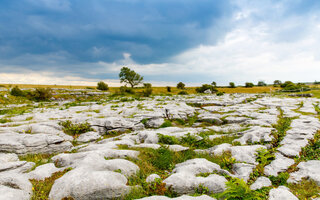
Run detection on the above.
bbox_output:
[0,0,320,86]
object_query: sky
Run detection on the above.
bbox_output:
[0,0,320,86]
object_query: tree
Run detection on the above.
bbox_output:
[119,67,143,88]
[229,82,236,88]
[257,81,267,87]
[211,81,217,87]
[97,81,109,91]
[245,82,254,88]
[177,82,185,89]
[273,80,282,87]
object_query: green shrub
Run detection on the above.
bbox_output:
[166,86,171,92]
[195,84,217,93]
[158,134,179,145]
[142,83,152,97]
[229,82,236,88]
[255,148,275,166]
[120,86,135,94]
[257,81,267,87]
[159,120,172,128]
[29,88,53,101]
[10,86,25,97]
[245,82,254,88]
[218,178,263,200]
[97,81,109,91]
[178,91,188,95]
[176,82,185,90]
[269,172,289,186]
[59,120,94,137]
[216,91,225,96]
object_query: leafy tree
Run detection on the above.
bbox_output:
[245,82,254,88]
[97,81,109,91]
[211,81,217,87]
[177,82,185,90]
[257,81,267,87]
[166,86,171,92]
[119,67,143,88]
[273,80,282,87]
[229,82,236,88]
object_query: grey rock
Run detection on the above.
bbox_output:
[232,163,255,182]
[163,158,228,194]
[230,145,266,165]
[145,118,165,128]
[250,177,272,190]
[146,174,161,183]
[268,186,298,200]
[0,173,32,200]
[287,160,320,186]
[49,168,131,200]
[27,163,64,181]
[76,131,100,143]
[264,153,294,176]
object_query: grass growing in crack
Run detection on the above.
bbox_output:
[159,120,172,128]
[59,120,94,138]
[158,133,239,149]
[269,172,289,186]
[287,179,320,199]
[30,167,72,200]
[298,130,320,161]
[19,154,56,171]
[271,110,294,148]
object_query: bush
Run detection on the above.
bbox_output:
[269,172,290,186]
[120,86,135,94]
[59,120,94,137]
[273,80,282,87]
[216,91,225,96]
[229,82,236,88]
[166,86,171,92]
[218,178,263,200]
[159,120,172,128]
[10,86,25,97]
[29,88,53,101]
[158,134,179,145]
[97,81,109,91]
[245,82,254,88]
[178,91,188,95]
[177,82,185,89]
[195,84,217,93]
[257,81,267,87]
[142,83,152,97]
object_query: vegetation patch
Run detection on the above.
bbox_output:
[59,120,94,138]
[287,179,320,200]
[19,154,56,171]
[30,168,72,200]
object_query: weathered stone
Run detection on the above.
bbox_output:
[268,186,298,200]
[49,168,131,200]
[250,177,272,190]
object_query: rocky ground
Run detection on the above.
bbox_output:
[0,93,319,200]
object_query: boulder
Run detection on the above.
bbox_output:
[27,163,64,181]
[145,118,165,128]
[268,186,298,200]
[250,177,272,190]
[264,153,294,176]
[146,174,161,183]
[287,160,320,185]
[0,173,32,200]
[49,168,131,200]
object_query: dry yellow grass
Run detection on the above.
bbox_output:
[0,84,90,89]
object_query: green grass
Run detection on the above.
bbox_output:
[157,133,239,149]
[287,179,320,199]
[19,154,56,171]
[30,168,73,200]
